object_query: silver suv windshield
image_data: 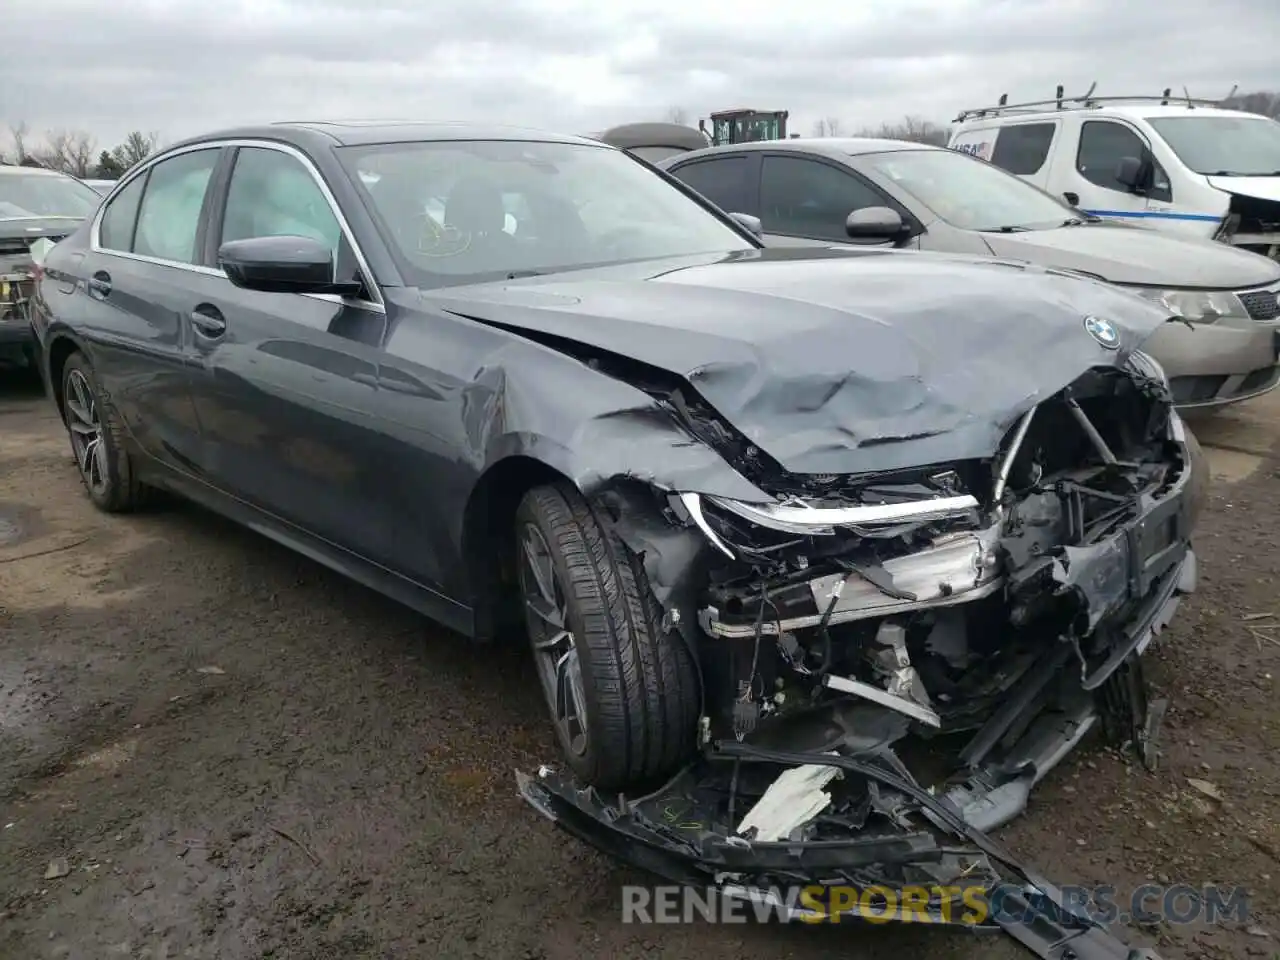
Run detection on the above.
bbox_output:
[859,147,1074,232]
[0,170,102,220]
[338,139,755,286]
[1147,115,1280,176]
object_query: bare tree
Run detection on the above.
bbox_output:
[1224,90,1280,119]
[665,106,690,126]
[39,128,98,177]
[812,117,844,137]
[858,115,950,146]
[112,130,161,170]
[7,121,30,164]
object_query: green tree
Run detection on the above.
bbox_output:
[94,150,125,178]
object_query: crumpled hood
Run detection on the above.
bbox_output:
[1207,175,1280,204]
[425,249,1176,476]
[982,221,1280,288]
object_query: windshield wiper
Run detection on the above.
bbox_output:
[1061,215,1102,226]
[1208,170,1280,177]
[987,225,1032,233]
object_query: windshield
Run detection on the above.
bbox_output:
[859,148,1074,231]
[337,139,755,286]
[1147,115,1280,176]
[0,171,102,220]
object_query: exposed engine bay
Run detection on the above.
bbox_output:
[520,354,1200,960]
[1221,191,1280,261]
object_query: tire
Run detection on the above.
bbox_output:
[516,482,700,790]
[61,351,150,513]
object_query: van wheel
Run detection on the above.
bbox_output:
[515,483,700,790]
[61,352,150,513]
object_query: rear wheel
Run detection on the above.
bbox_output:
[61,352,150,513]
[516,483,700,790]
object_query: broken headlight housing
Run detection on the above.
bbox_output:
[675,491,979,560]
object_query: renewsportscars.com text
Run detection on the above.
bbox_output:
[621,883,1249,926]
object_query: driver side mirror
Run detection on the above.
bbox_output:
[218,235,363,296]
[845,206,909,242]
[1114,155,1151,194]
[729,212,763,237]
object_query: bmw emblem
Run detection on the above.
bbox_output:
[1083,315,1120,350]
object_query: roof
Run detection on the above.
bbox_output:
[158,120,608,155]
[955,103,1265,126]
[664,136,940,165]
[591,122,709,151]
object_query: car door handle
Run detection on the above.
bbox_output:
[86,271,111,300]
[189,305,227,339]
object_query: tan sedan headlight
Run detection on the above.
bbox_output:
[1132,287,1248,324]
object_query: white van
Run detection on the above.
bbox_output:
[947,92,1280,261]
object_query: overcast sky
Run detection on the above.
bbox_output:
[2,0,1277,152]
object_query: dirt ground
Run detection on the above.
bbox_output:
[1,367,1278,960]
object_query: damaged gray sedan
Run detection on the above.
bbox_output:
[31,123,1205,959]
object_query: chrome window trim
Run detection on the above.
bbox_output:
[89,138,386,315]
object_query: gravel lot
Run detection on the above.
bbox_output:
[1,367,1277,960]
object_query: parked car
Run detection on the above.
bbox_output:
[30,121,1206,952]
[586,121,710,163]
[947,95,1280,259]
[82,178,118,195]
[0,165,104,369]
[658,137,1280,409]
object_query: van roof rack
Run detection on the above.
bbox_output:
[954,82,1240,122]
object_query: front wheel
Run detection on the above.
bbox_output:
[61,352,150,513]
[515,483,700,790]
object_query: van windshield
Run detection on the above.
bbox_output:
[1147,115,1280,176]
[859,147,1073,232]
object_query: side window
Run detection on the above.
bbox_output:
[1076,121,1172,200]
[132,149,220,264]
[98,173,147,251]
[220,147,341,255]
[670,157,753,214]
[990,123,1056,176]
[760,155,891,241]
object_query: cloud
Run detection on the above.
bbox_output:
[2,0,1277,150]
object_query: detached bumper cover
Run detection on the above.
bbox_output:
[518,748,1163,959]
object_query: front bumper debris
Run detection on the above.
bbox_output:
[520,558,1189,959]
[0,268,36,364]
[517,368,1195,959]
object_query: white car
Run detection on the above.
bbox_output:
[948,89,1280,261]
[81,178,118,195]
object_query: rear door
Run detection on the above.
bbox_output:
[72,146,225,472]
[180,142,396,563]
[949,125,998,162]
[664,153,760,219]
[987,121,1059,192]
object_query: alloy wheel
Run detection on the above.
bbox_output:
[519,523,589,757]
[65,369,108,496]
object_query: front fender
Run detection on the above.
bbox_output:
[464,334,770,503]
